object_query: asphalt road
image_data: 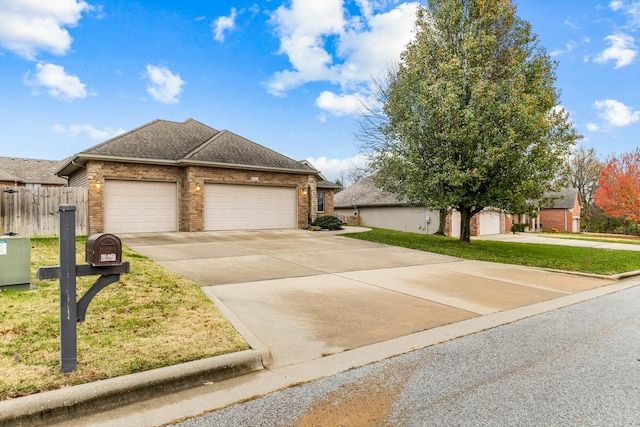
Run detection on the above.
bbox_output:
[171,284,640,427]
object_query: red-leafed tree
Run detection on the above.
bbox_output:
[594,149,640,232]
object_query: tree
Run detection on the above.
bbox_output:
[361,0,580,242]
[594,149,640,234]
[564,146,603,230]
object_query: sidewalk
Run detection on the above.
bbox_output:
[473,232,640,251]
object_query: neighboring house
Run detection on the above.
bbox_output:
[0,157,68,187]
[55,118,338,234]
[334,177,440,234]
[334,177,508,236]
[537,188,581,233]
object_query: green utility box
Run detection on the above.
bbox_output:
[0,236,31,290]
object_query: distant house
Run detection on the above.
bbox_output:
[538,188,581,233]
[0,157,67,187]
[55,118,339,234]
[334,177,508,236]
[334,177,440,233]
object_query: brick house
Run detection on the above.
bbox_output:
[537,188,581,233]
[334,177,507,236]
[55,118,339,234]
[0,157,67,187]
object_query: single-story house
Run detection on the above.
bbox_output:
[55,118,338,234]
[537,188,581,233]
[0,157,68,187]
[334,177,508,236]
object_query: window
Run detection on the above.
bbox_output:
[317,191,325,212]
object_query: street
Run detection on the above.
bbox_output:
[172,284,640,427]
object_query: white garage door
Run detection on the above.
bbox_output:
[479,210,502,235]
[105,180,178,233]
[205,184,296,231]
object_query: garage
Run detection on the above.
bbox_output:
[104,180,178,233]
[205,184,296,231]
[479,210,502,235]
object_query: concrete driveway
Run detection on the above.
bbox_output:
[121,229,617,368]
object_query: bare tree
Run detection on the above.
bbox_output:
[565,146,603,229]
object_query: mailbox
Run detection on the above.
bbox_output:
[86,233,122,266]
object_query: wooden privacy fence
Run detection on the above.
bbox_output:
[0,187,88,237]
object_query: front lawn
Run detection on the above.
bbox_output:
[0,238,248,400]
[343,228,640,275]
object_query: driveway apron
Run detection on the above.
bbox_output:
[121,230,617,368]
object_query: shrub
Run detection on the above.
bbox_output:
[311,215,344,230]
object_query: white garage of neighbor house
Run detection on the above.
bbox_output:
[56,118,339,234]
[335,177,507,237]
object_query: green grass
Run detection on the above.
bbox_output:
[343,228,640,276]
[0,237,249,400]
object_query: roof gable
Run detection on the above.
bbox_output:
[83,119,218,161]
[185,130,313,172]
[541,188,579,209]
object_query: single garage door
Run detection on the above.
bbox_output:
[479,210,502,235]
[205,184,296,230]
[104,180,178,233]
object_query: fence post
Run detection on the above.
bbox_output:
[59,204,77,373]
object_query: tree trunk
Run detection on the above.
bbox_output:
[436,208,447,235]
[459,206,472,243]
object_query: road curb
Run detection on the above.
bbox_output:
[0,349,263,427]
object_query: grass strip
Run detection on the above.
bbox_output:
[343,228,640,275]
[0,237,248,400]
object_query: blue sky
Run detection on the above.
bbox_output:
[0,0,638,182]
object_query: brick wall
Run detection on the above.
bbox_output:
[82,160,335,233]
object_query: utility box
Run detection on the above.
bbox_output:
[0,236,31,290]
[86,233,122,266]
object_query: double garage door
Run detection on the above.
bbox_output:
[104,180,296,233]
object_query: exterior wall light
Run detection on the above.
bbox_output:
[195,184,201,191]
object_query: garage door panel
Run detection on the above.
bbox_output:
[205,184,296,231]
[105,180,177,233]
[479,210,501,235]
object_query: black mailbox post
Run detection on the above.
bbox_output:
[37,206,129,373]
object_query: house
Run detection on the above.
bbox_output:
[334,177,441,234]
[0,157,68,187]
[334,177,507,236]
[537,188,581,233]
[55,118,338,234]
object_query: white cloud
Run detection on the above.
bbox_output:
[586,122,600,132]
[315,91,365,116]
[212,8,237,42]
[594,33,637,68]
[593,99,640,127]
[24,62,87,101]
[305,154,368,182]
[0,0,91,60]
[266,0,419,103]
[144,64,185,104]
[53,124,126,140]
[610,0,624,11]
[550,41,577,57]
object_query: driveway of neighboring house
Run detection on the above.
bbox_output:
[473,232,640,251]
[121,229,618,368]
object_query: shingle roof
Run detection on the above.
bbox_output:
[0,157,67,185]
[541,188,579,209]
[57,118,316,176]
[82,119,218,161]
[334,177,405,207]
[185,130,313,171]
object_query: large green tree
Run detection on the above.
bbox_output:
[363,0,580,242]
